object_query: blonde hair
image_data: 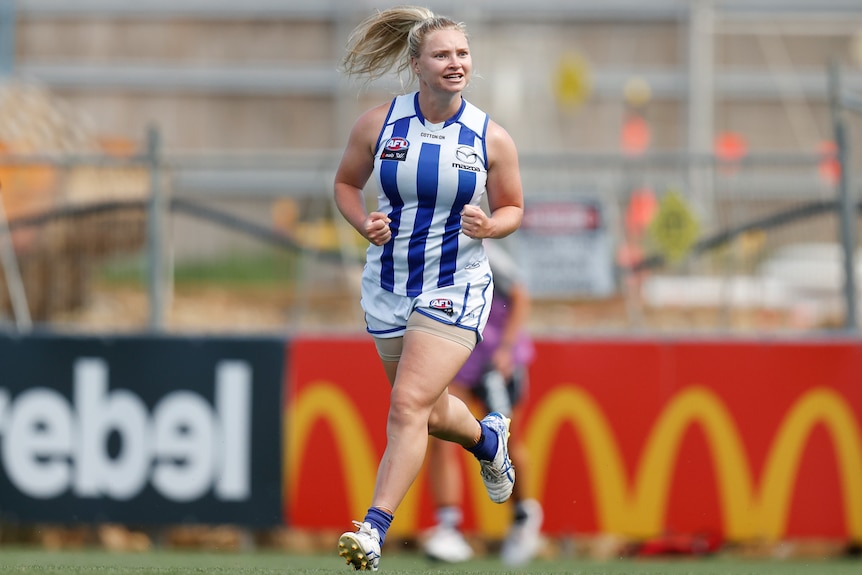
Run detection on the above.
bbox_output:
[341,5,468,85]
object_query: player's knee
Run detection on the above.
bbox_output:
[387,387,428,427]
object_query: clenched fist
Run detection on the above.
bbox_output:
[364,212,392,245]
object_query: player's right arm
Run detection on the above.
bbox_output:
[334,104,392,246]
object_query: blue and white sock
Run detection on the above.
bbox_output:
[364,507,394,545]
[466,419,499,461]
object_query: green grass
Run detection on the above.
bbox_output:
[0,548,857,575]
[98,251,300,287]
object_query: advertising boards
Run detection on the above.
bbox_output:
[286,336,862,542]
[0,334,284,526]
[515,196,615,298]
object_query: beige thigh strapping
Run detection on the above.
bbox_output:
[372,312,477,361]
[406,312,476,352]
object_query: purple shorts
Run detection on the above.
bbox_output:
[454,299,534,387]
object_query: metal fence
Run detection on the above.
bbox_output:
[0,146,858,336]
[1,76,860,336]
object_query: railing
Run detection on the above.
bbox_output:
[1,127,859,335]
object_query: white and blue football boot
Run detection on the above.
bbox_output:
[338,521,381,571]
[478,412,515,504]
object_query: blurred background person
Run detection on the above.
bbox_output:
[423,239,542,567]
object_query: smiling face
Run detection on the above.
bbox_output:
[411,28,472,94]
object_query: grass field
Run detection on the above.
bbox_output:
[0,548,858,574]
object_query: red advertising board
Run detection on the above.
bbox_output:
[285,336,862,542]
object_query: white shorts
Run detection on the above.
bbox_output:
[361,259,494,342]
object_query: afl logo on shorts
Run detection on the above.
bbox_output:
[429,298,455,316]
[381,137,410,161]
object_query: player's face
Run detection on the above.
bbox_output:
[413,29,471,94]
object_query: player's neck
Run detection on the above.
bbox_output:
[417,91,462,124]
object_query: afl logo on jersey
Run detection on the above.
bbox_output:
[381,137,410,161]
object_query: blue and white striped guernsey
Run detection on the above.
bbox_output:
[368,92,490,297]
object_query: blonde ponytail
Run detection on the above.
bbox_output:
[341,5,467,85]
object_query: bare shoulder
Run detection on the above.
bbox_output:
[352,102,391,134]
[485,120,519,164]
[344,101,392,155]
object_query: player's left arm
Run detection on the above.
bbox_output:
[460,121,524,239]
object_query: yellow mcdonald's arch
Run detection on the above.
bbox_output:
[758,388,862,539]
[524,385,862,540]
[285,382,509,536]
[286,382,381,526]
[286,382,862,540]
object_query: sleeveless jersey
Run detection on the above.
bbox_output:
[367,92,490,297]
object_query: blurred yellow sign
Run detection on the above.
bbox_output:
[553,53,591,108]
[649,190,700,263]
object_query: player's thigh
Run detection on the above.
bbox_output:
[394,329,473,408]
